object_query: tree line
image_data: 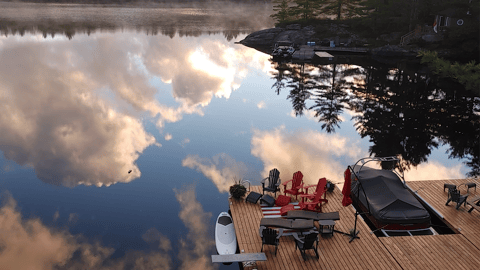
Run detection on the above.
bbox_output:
[271,0,479,35]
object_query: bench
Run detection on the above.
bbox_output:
[260,217,315,230]
[468,204,480,213]
[467,195,480,213]
[285,210,340,221]
[211,253,267,263]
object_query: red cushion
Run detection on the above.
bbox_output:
[275,195,291,207]
[280,204,295,216]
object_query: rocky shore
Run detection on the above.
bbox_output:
[238,24,421,58]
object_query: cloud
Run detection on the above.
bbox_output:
[0,38,161,187]
[164,133,173,141]
[257,101,266,109]
[141,228,172,252]
[0,32,272,187]
[0,188,216,270]
[180,138,190,148]
[182,153,248,193]
[174,186,216,270]
[251,126,365,185]
[404,161,464,181]
[53,210,60,222]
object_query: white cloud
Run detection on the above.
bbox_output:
[404,161,464,181]
[257,101,266,109]
[0,41,158,187]
[174,186,216,270]
[164,134,173,141]
[182,153,248,193]
[251,126,365,185]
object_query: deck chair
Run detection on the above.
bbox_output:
[298,178,328,212]
[446,189,468,210]
[261,168,281,197]
[293,230,319,261]
[283,171,304,200]
[260,227,280,256]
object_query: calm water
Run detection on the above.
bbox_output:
[0,2,478,270]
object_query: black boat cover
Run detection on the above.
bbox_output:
[351,168,430,224]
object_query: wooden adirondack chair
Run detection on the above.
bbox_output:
[261,168,281,197]
[298,178,328,212]
[282,171,304,200]
[293,231,319,261]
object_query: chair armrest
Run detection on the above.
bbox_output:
[261,177,268,184]
[282,179,293,187]
[259,226,266,237]
[292,232,304,243]
[277,178,281,185]
[277,228,284,238]
[301,184,316,193]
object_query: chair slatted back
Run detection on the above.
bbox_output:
[262,228,278,245]
[313,178,327,200]
[302,232,318,249]
[292,171,303,190]
[450,189,461,202]
[268,169,280,188]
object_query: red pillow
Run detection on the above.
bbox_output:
[275,195,291,207]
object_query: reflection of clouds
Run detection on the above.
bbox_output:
[0,39,158,187]
[68,213,79,225]
[182,153,248,193]
[404,161,463,181]
[141,227,172,252]
[257,101,266,109]
[175,186,216,270]
[0,33,269,186]
[0,188,215,269]
[251,126,364,184]
[180,138,191,148]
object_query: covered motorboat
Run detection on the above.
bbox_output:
[272,41,295,59]
[347,157,432,232]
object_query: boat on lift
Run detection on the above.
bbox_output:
[347,157,436,236]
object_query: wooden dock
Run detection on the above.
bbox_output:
[228,179,480,270]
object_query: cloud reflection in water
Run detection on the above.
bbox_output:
[0,31,268,187]
[0,187,215,270]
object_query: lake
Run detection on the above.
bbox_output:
[0,2,478,270]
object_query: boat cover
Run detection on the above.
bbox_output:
[351,168,430,224]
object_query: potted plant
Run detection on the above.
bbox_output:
[229,177,247,200]
[326,180,335,193]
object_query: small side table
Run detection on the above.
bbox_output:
[318,220,335,237]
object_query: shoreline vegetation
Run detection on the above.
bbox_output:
[239,0,479,96]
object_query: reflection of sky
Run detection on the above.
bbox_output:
[0,27,469,269]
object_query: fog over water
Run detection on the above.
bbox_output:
[0,2,476,270]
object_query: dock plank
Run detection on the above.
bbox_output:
[229,179,480,270]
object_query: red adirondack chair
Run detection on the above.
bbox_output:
[282,171,304,200]
[298,178,328,212]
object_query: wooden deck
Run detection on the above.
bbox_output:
[228,179,480,270]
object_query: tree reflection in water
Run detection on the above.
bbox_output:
[270,57,479,177]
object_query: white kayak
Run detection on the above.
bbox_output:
[215,212,237,255]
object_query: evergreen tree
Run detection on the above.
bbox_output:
[290,0,325,21]
[271,0,292,24]
[323,0,362,20]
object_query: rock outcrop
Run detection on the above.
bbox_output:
[238,24,315,48]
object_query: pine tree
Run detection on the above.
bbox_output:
[323,0,362,20]
[290,0,325,21]
[271,0,292,24]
